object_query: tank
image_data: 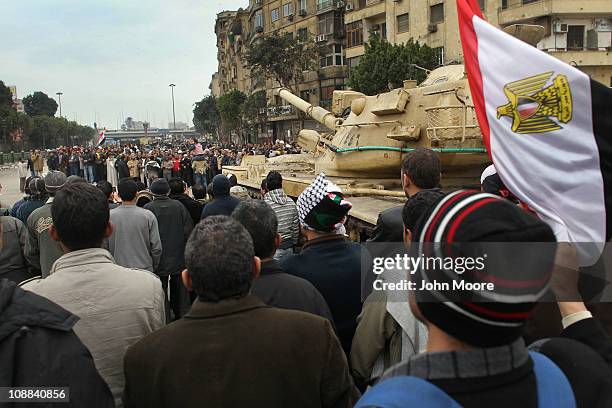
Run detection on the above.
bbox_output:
[223,26,547,238]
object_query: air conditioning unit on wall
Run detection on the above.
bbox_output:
[553,22,568,33]
[345,2,354,11]
[428,24,438,33]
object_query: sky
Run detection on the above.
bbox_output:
[0,0,247,129]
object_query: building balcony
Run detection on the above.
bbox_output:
[544,49,611,66]
[316,0,344,15]
[267,105,298,122]
[499,0,612,26]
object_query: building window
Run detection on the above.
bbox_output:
[502,0,508,8]
[318,12,335,35]
[348,56,361,69]
[522,0,538,4]
[477,0,485,10]
[298,27,308,41]
[430,3,444,24]
[299,0,307,12]
[255,10,264,29]
[271,8,280,22]
[372,22,386,39]
[283,2,294,16]
[320,84,343,109]
[567,25,585,50]
[320,44,344,68]
[397,13,409,33]
[347,20,363,47]
[300,90,311,102]
[433,46,444,65]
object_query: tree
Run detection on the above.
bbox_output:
[241,91,268,143]
[193,95,220,139]
[0,81,13,110]
[348,36,440,95]
[245,31,317,92]
[23,91,58,117]
[217,90,247,143]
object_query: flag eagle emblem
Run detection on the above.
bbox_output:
[496,72,573,134]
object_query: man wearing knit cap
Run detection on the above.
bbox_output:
[356,190,612,408]
[24,170,67,278]
[200,174,240,219]
[281,173,362,356]
[145,178,194,320]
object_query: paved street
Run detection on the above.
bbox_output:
[0,165,23,207]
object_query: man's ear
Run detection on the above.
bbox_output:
[181,269,193,291]
[402,172,412,192]
[274,233,281,250]
[403,227,413,246]
[50,224,60,242]
[104,221,113,239]
[252,256,261,280]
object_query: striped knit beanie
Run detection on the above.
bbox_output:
[297,173,352,232]
[412,190,557,347]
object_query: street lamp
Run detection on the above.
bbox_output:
[169,83,176,130]
[56,92,63,118]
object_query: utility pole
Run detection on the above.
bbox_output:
[169,83,176,130]
[56,92,63,118]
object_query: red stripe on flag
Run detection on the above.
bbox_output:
[457,0,491,159]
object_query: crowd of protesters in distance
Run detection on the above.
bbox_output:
[1,144,612,407]
[13,138,301,191]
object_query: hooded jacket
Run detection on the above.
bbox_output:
[0,279,114,407]
[264,189,299,248]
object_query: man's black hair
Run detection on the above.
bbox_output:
[228,174,238,188]
[117,179,138,201]
[265,171,283,191]
[192,183,206,199]
[168,177,185,195]
[52,183,109,251]
[260,178,267,191]
[401,148,441,189]
[185,216,255,301]
[402,190,445,232]
[232,200,277,259]
[96,180,113,199]
[134,180,147,192]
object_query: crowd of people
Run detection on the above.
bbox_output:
[1,143,611,407]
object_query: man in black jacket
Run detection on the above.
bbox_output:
[115,154,130,181]
[232,199,333,322]
[145,178,194,320]
[168,177,202,225]
[281,173,361,357]
[0,279,114,407]
[200,174,240,219]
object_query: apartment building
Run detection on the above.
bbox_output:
[344,0,611,85]
[212,0,349,141]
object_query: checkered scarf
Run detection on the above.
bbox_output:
[297,173,352,233]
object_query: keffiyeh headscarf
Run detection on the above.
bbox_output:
[297,173,352,233]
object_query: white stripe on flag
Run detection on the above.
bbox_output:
[473,15,605,264]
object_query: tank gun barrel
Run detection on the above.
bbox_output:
[274,88,342,131]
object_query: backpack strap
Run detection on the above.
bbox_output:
[354,376,462,408]
[529,351,576,408]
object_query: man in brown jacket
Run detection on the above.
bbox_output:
[31,149,44,176]
[123,216,360,408]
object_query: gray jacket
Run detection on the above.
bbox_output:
[24,198,63,277]
[264,189,299,248]
[21,248,166,407]
[109,205,162,272]
[0,216,30,283]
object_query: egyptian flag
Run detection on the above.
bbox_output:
[97,128,106,146]
[457,0,612,265]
